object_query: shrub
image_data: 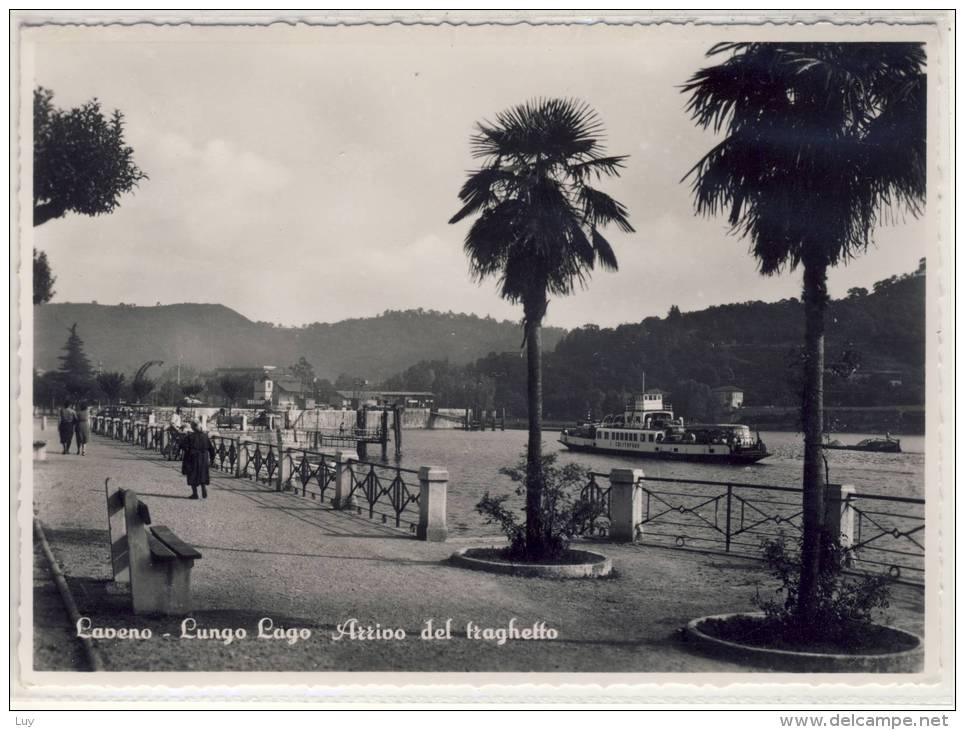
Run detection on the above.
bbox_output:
[752,532,892,647]
[476,454,607,561]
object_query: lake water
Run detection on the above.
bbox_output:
[389,428,925,537]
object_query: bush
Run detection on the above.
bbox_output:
[475,454,607,562]
[752,532,892,648]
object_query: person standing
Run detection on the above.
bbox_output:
[181,419,215,499]
[57,399,76,454]
[74,401,91,455]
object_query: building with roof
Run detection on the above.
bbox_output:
[712,385,744,409]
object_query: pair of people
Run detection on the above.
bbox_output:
[180,418,215,500]
[57,399,90,455]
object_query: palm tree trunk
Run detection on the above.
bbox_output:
[798,258,829,620]
[523,298,546,558]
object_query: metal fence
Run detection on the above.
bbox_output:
[92,419,431,538]
[579,472,925,582]
[346,460,422,532]
[282,447,338,504]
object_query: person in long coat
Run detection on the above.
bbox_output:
[181,419,215,499]
[57,400,76,454]
[74,401,91,455]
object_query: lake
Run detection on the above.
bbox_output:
[388,428,925,537]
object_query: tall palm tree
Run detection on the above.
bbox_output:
[683,43,925,618]
[450,98,633,558]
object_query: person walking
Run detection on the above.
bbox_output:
[181,419,215,499]
[74,401,91,455]
[57,399,76,454]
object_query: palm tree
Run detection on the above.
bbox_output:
[450,98,633,558]
[682,43,925,618]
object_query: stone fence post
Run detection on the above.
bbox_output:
[608,468,643,542]
[825,483,856,550]
[417,466,448,542]
[332,450,355,509]
[275,429,285,491]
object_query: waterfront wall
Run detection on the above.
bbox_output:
[147,405,471,431]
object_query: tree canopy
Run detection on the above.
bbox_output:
[33,86,147,226]
[33,248,55,304]
[683,42,925,275]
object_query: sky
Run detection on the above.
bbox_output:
[26,23,929,330]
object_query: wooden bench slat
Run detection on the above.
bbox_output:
[147,530,178,562]
[150,525,203,560]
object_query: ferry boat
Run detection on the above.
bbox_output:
[559,391,770,465]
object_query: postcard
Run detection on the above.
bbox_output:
[11,10,954,709]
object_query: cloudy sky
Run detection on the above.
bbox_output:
[26,23,928,330]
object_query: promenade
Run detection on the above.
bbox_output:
[31,421,925,673]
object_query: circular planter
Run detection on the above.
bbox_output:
[450,546,612,578]
[684,612,923,673]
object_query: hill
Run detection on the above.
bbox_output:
[383,265,926,423]
[32,304,566,382]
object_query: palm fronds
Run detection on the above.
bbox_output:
[682,42,926,274]
[451,97,632,305]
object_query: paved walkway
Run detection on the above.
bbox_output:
[31,421,925,673]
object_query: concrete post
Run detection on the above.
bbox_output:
[275,429,285,491]
[417,466,448,542]
[41,415,48,431]
[199,413,207,431]
[233,437,242,478]
[825,483,856,550]
[240,415,247,432]
[608,468,644,542]
[332,450,355,509]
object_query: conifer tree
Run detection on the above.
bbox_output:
[58,323,95,397]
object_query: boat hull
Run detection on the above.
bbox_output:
[822,443,902,453]
[558,439,770,464]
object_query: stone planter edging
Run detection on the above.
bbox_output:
[685,612,923,673]
[449,547,612,578]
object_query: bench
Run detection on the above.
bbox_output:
[104,480,202,615]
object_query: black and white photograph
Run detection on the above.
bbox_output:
[11,10,954,710]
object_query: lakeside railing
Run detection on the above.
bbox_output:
[580,469,924,583]
[90,416,446,542]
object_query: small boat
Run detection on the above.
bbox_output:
[822,435,902,453]
[559,391,770,465]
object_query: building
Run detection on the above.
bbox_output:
[273,378,314,409]
[712,385,744,409]
[334,390,435,409]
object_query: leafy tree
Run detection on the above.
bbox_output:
[847,287,869,299]
[57,323,95,397]
[35,370,66,409]
[33,87,147,226]
[219,374,249,416]
[157,380,183,405]
[181,382,205,399]
[33,248,55,304]
[96,371,126,405]
[671,379,716,423]
[291,356,317,395]
[130,376,155,404]
[450,98,633,559]
[683,42,925,619]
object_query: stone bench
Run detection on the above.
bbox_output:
[105,482,202,615]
